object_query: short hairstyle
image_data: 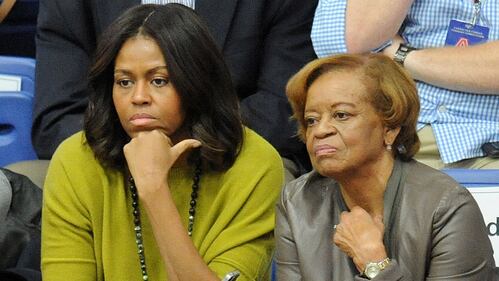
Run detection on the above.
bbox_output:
[286,53,420,161]
[84,4,243,171]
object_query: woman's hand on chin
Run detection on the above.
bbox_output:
[123,129,201,198]
[332,206,388,273]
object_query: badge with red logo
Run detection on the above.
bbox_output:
[445,0,489,46]
[445,19,489,46]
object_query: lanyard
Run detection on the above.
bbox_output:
[471,0,482,26]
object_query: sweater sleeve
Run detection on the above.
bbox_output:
[41,136,98,281]
[203,131,285,281]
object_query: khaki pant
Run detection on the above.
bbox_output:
[415,126,499,169]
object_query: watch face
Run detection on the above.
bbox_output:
[365,263,381,279]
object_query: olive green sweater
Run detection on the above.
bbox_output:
[41,128,283,281]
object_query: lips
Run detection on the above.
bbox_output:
[129,113,156,126]
[314,144,337,157]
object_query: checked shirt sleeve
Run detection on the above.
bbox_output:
[311,0,392,57]
[311,0,348,57]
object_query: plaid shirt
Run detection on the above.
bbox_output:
[311,0,499,164]
[142,0,195,9]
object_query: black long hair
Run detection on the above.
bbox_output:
[84,4,243,171]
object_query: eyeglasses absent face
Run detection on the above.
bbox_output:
[304,71,392,177]
[113,35,185,142]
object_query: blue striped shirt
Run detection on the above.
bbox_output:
[141,0,195,9]
[311,0,499,164]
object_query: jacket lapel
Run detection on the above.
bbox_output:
[196,0,239,49]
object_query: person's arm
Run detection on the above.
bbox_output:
[274,186,302,281]
[423,187,496,279]
[331,193,497,280]
[332,207,410,280]
[383,37,499,95]
[239,0,317,168]
[41,146,96,281]
[33,0,96,159]
[199,132,284,280]
[0,0,16,23]
[124,130,213,281]
[125,130,283,280]
[333,207,388,274]
[344,0,413,53]
[311,0,413,57]
[141,183,220,281]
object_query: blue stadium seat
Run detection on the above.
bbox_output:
[442,169,499,187]
[0,55,37,167]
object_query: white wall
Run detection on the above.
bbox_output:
[468,186,499,266]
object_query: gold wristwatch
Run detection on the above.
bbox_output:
[363,257,391,279]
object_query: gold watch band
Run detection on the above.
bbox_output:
[363,257,391,279]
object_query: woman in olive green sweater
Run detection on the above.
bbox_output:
[41,4,283,281]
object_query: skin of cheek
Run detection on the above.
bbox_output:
[306,119,387,178]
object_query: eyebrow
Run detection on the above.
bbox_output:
[114,66,168,75]
[330,102,356,108]
[305,101,357,112]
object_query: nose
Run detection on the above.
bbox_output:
[312,118,337,139]
[131,81,151,105]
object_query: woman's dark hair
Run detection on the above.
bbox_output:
[84,4,243,171]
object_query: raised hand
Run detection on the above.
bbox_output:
[332,206,387,273]
[123,129,201,198]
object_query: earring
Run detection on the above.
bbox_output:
[397,144,407,154]
[386,143,392,151]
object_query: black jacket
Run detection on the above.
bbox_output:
[0,168,42,272]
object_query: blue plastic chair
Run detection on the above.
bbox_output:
[0,55,37,167]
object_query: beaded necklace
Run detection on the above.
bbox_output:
[128,162,202,281]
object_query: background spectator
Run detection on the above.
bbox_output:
[33,0,318,180]
[311,0,499,169]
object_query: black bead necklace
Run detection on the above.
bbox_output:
[128,162,202,281]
